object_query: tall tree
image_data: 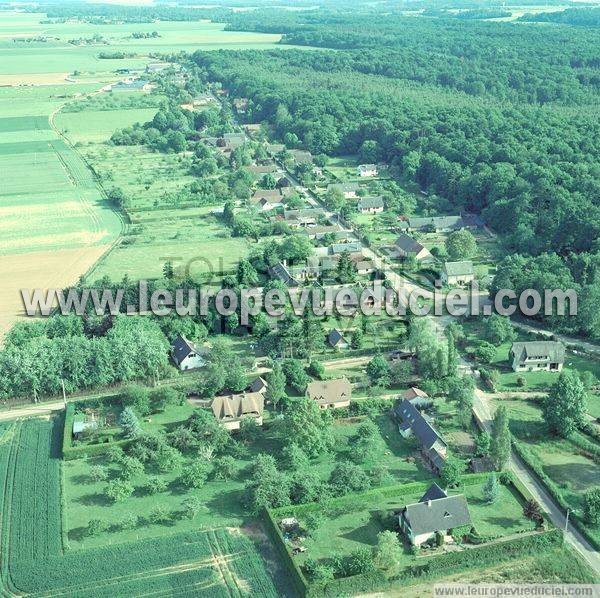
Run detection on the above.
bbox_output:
[490,405,511,470]
[543,370,587,437]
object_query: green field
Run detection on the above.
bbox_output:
[0,418,278,596]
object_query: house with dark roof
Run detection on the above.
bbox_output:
[509,341,565,373]
[399,484,472,546]
[395,233,433,262]
[358,196,384,214]
[399,216,465,233]
[289,149,313,164]
[171,335,207,371]
[307,377,352,409]
[248,376,268,395]
[269,262,298,287]
[394,399,447,474]
[328,328,349,349]
[441,261,474,286]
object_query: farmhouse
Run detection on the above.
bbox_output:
[399,484,472,547]
[211,392,265,431]
[251,188,285,211]
[327,182,360,199]
[289,149,313,164]
[307,377,352,409]
[171,335,207,371]
[395,233,433,262]
[299,225,345,240]
[222,132,246,149]
[394,399,447,474]
[509,341,565,372]
[399,215,465,233]
[357,164,378,177]
[110,79,152,92]
[328,328,349,349]
[248,163,278,176]
[284,207,324,228]
[441,261,474,286]
[358,196,384,214]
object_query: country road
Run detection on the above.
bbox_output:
[473,389,600,576]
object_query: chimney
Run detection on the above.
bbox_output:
[427,500,432,508]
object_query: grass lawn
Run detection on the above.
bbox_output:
[288,477,533,572]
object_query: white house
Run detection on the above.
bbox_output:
[171,335,207,371]
[358,196,384,214]
[509,341,565,373]
[441,261,474,286]
[399,484,472,547]
[357,164,378,177]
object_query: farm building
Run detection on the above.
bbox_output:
[509,341,565,372]
[171,335,207,371]
[441,261,474,286]
[307,377,352,409]
[399,216,465,233]
[399,484,472,547]
[395,233,433,262]
[222,133,246,150]
[211,392,265,431]
[393,399,447,474]
[404,387,432,408]
[357,164,378,177]
[358,196,384,214]
[110,79,153,92]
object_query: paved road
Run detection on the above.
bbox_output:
[473,389,600,576]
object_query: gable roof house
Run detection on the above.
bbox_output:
[211,392,265,430]
[307,377,352,409]
[330,241,363,256]
[284,207,324,228]
[171,335,207,371]
[394,399,447,474]
[251,188,285,211]
[509,341,565,373]
[289,149,313,164]
[327,182,360,199]
[399,216,465,233]
[395,233,433,262]
[357,164,378,177]
[248,376,268,395]
[328,328,350,350]
[399,484,472,546]
[358,196,384,214]
[222,132,246,150]
[441,261,474,286]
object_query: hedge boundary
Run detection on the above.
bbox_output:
[62,403,131,460]
[512,438,600,551]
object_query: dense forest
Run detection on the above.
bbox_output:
[519,7,600,27]
[189,11,600,336]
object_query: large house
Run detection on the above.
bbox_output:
[509,341,565,372]
[283,208,324,228]
[399,216,465,233]
[358,196,384,214]
[399,483,472,547]
[394,399,447,474]
[211,392,264,431]
[441,261,474,286]
[307,377,352,409]
[395,233,433,262]
[171,335,207,371]
[251,188,285,211]
[357,164,378,177]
